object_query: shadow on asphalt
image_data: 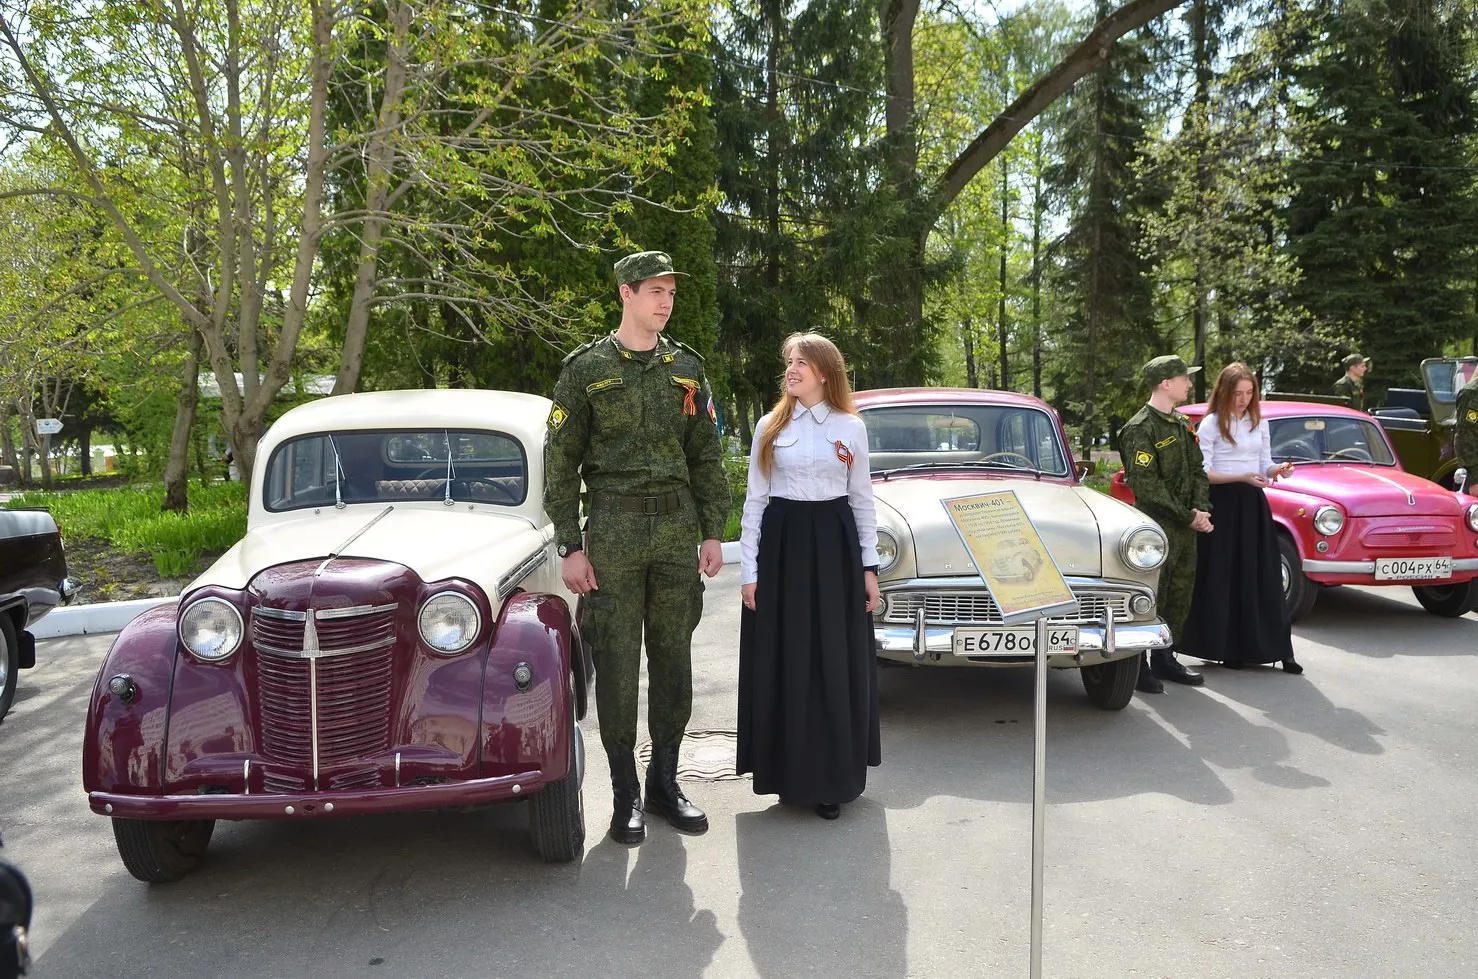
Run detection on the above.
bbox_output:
[1292,585,1478,658]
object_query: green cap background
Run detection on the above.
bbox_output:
[1141,354,1201,386]
[614,250,689,287]
[1341,353,1370,370]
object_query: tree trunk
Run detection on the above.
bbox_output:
[163,329,204,512]
[963,318,979,388]
[0,405,16,481]
[1031,140,1045,399]
[79,426,92,476]
[1189,0,1210,402]
[998,155,1010,391]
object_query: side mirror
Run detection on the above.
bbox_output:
[1075,459,1097,479]
[0,860,32,978]
[1456,467,1469,495]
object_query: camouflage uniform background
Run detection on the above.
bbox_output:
[544,330,729,755]
[1456,375,1478,474]
[1119,404,1213,643]
[1333,355,1369,411]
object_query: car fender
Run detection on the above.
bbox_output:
[82,603,180,795]
[1265,486,1341,558]
[479,592,575,783]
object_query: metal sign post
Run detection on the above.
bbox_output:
[1031,615,1050,979]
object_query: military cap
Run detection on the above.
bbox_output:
[614,250,688,287]
[1341,353,1370,370]
[1141,354,1201,386]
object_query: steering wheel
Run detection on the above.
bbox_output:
[1326,447,1373,462]
[978,451,1036,468]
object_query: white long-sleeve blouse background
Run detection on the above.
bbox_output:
[739,401,880,585]
[1197,411,1274,477]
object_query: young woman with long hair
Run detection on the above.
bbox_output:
[736,333,882,819]
[1181,362,1303,673]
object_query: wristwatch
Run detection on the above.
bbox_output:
[557,541,583,558]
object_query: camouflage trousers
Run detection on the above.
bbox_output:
[1157,522,1199,648]
[581,504,705,758]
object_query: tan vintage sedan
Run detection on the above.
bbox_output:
[859,388,1172,711]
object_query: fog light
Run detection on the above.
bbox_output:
[108,674,138,704]
[875,594,889,618]
[1316,540,1329,553]
[513,662,533,691]
[1130,595,1153,616]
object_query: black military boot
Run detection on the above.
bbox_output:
[1151,650,1204,686]
[1136,652,1164,694]
[644,744,709,834]
[608,751,645,845]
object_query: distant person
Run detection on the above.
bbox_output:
[737,332,881,820]
[1456,369,1478,491]
[1180,363,1303,674]
[1333,354,1370,411]
[1117,355,1213,693]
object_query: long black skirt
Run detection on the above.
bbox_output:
[1181,482,1295,664]
[736,496,881,805]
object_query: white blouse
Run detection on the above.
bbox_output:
[1198,411,1274,477]
[739,401,879,585]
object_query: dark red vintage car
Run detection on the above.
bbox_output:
[0,507,79,720]
[1111,400,1478,621]
[83,391,591,881]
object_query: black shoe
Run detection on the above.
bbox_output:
[644,744,709,834]
[608,751,646,845]
[1222,659,1245,670]
[815,804,841,820]
[1151,650,1205,686]
[1136,653,1165,694]
[1281,658,1304,675]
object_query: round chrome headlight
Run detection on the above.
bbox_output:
[178,597,243,662]
[418,592,481,654]
[1313,505,1345,536]
[875,528,900,573]
[1466,503,1478,533]
[1120,526,1167,571]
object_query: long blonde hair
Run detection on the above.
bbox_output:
[1208,362,1261,445]
[756,333,856,477]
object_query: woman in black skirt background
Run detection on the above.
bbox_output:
[737,332,881,819]
[1182,362,1303,674]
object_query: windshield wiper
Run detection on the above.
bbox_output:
[875,460,1046,480]
[443,430,456,506]
[329,435,346,509]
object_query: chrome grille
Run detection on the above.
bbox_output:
[255,641,396,773]
[251,604,398,656]
[1363,529,1454,550]
[881,589,1132,625]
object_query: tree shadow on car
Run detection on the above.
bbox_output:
[874,664,1235,807]
[1293,586,1478,658]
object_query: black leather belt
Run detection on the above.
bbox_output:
[590,490,684,515]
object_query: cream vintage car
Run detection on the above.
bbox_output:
[83,390,591,881]
[859,388,1172,711]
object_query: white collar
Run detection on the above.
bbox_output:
[791,399,833,423]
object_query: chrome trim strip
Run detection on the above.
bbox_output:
[254,636,396,659]
[244,759,251,795]
[497,548,548,600]
[254,607,309,621]
[1302,557,1478,574]
[881,575,1154,597]
[309,656,320,792]
[315,602,398,620]
[395,752,402,788]
[315,505,396,577]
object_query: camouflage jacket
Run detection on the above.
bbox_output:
[1119,404,1213,529]
[1455,376,1478,472]
[544,333,730,545]
[1332,374,1365,412]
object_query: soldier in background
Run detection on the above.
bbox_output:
[1455,369,1478,492]
[1333,354,1370,411]
[544,250,730,845]
[1118,355,1213,694]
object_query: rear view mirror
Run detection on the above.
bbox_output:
[0,860,32,977]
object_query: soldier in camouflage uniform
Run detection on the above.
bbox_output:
[544,250,730,844]
[1456,372,1478,491]
[1332,354,1370,412]
[1119,355,1214,694]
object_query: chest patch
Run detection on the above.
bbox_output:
[587,377,624,395]
[1134,450,1154,468]
[1155,435,1177,449]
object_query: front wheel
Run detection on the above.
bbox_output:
[1412,581,1476,618]
[0,614,17,721]
[1080,655,1139,711]
[528,710,585,864]
[112,818,215,883]
[1278,535,1319,623]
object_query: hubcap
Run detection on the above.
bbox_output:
[1281,557,1291,597]
[0,628,8,692]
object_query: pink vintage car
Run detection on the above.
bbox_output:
[1111,400,1478,622]
[83,391,590,882]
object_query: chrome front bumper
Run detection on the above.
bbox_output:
[1302,558,1478,575]
[874,620,1170,666]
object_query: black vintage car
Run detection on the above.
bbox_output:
[1372,358,1478,490]
[0,508,78,720]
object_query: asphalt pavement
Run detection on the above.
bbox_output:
[2,568,1477,978]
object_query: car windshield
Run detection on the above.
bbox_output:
[861,404,1070,476]
[1269,416,1397,465]
[264,429,527,511]
[1424,359,1478,405]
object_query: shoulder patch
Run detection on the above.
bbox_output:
[1134,449,1154,468]
[1154,435,1178,449]
[1466,409,1478,424]
[547,400,569,433]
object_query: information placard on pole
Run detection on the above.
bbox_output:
[942,491,1079,979]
